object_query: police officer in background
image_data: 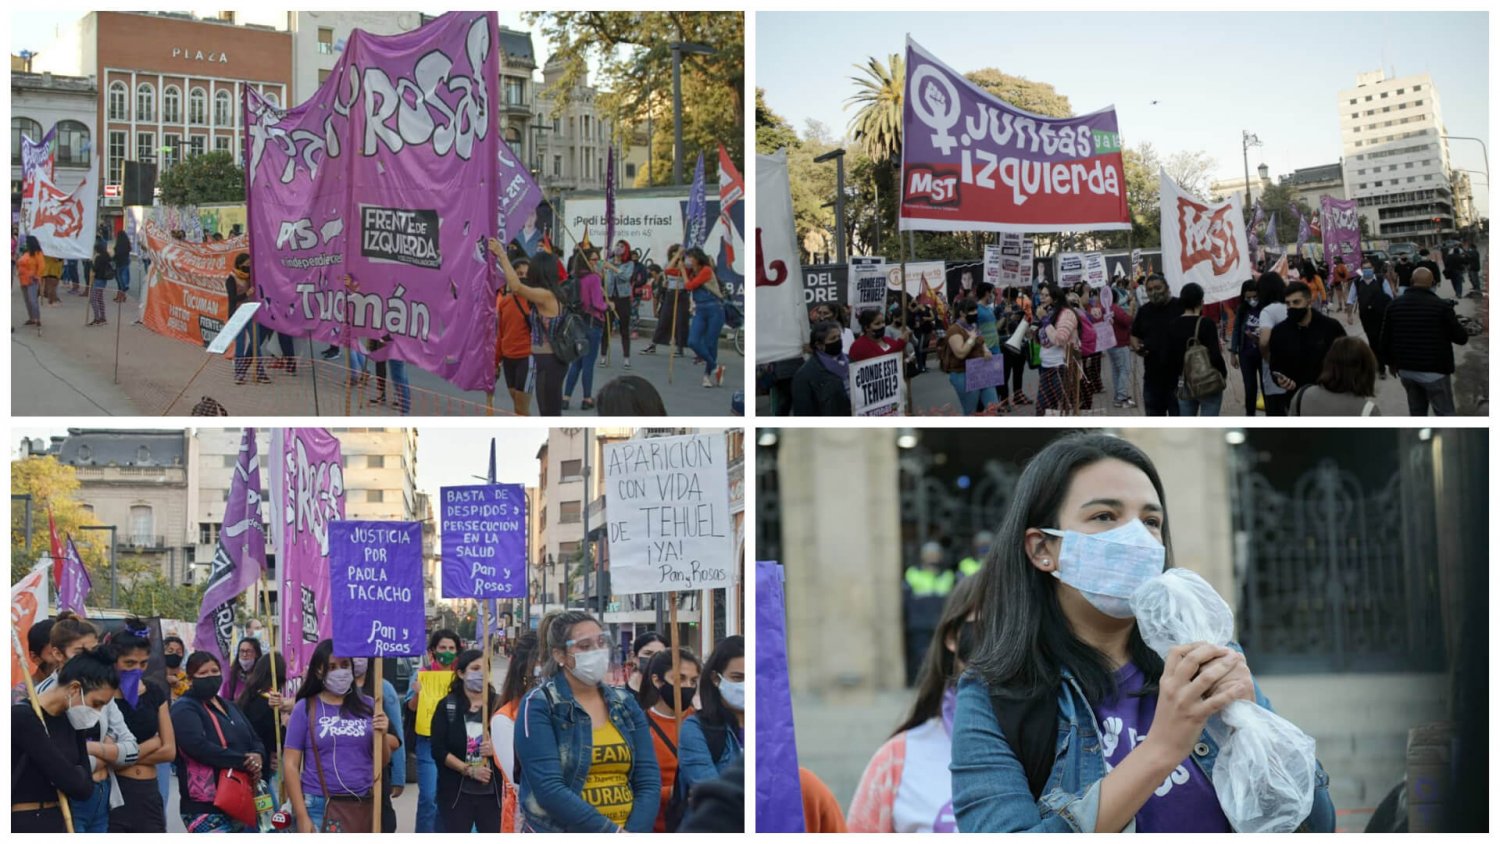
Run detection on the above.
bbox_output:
[902,542,954,685]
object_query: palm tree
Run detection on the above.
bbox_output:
[845,53,904,164]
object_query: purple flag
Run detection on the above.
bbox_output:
[1264,211,1280,251]
[755,561,805,832]
[244,12,505,393]
[439,484,527,598]
[1248,202,1264,260]
[194,428,268,664]
[1295,207,1310,257]
[686,152,708,250]
[605,145,616,251]
[329,521,424,657]
[20,125,56,200]
[57,537,92,616]
[1321,195,1363,269]
[269,428,345,681]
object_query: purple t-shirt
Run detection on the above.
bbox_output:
[285,696,376,797]
[1090,664,1232,833]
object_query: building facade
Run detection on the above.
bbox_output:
[10,72,97,201]
[534,57,615,194]
[1209,162,1271,206]
[284,11,425,107]
[1280,161,1347,212]
[33,11,293,223]
[1338,70,1456,242]
[499,27,537,173]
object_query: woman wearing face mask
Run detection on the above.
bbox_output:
[602,239,638,368]
[677,636,745,792]
[283,640,393,833]
[162,636,190,701]
[1032,283,1081,416]
[492,632,542,832]
[942,296,998,415]
[352,656,405,832]
[850,308,911,363]
[405,628,461,833]
[676,247,729,388]
[950,434,1334,832]
[791,319,853,416]
[1253,272,1291,416]
[639,647,703,831]
[236,653,287,787]
[515,610,661,832]
[220,637,262,703]
[1346,258,1395,379]
[430,649,502,832]
[106,626,175,832]
[169,651,266,833]
[848,576,981,832]
[1227,280,1264,417]
[11,647,119,832]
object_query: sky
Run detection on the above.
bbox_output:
[759,11,1490,215]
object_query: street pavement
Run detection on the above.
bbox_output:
[11,268,744,417]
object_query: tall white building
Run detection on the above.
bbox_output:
[283,11,425,107]
[534,57,615,194]
[1338,70,1456,243]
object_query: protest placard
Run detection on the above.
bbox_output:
[604,433,733,594]
[328,521,424,657]
[440,484,527,598]
[1082,252,1108,288]
[984,244,1004,287]
[850,352,905,416]
[965,355,1006,391]
[1058,252,1086,287]
[850,262,889,319]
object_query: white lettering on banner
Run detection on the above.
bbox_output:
[317,714,369,739]
[1327,205,1359,230]
[361,18,491,160]
[294,283,431,339]
[289,439,344,555]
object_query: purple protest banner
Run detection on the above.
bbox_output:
[270,428,345,680]
[329,521,424,657]
[605,145,616,250]
[755,560,805,832]
[439,484,527,598]
[1321,196,1363,269]
[900,37,1129,234]
[57,537,92,616]
[1295,207,1309,256]
[194,428,267,665]
[965,354,1006,392]
[244,12,523,393]
[20,125,56,201]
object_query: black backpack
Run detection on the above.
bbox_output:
[988,691,1059,803]
[533,285,590,364]
[648,716,730,832]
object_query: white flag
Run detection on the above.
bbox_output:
[1159,167,1252,305]
[756,151,810,364]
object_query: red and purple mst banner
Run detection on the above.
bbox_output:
[244,12,540,393]
[899,36,1130,234]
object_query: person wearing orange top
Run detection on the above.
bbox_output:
[801,767,849,832]
[637,647,701,832]
[670,247,728,388]
[491,632,541,833]
[17,235,43,325]
[495,254,535,416]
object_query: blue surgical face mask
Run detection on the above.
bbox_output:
[1042,519,1167,618]
[1362,268,1375,280]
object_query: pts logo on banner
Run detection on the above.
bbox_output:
[1177,197,1241,276]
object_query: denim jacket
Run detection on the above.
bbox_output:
[676,713,744,789]
[951,647,1334,833]
[515,674,662,833]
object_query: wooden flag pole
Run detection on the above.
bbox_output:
[481,601,492,746]
[668,591,684,734]
[372,658,385,833]
[257,576,285,802]
[12,629,74,833]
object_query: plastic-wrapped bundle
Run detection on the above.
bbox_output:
[1130,569,1318,833]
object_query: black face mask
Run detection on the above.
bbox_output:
[655,681,697,711]
[188,676,221,700]
[164,653,184,669]
[1288,306,1309,323]
[823,338,843,356]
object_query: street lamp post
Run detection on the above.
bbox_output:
[1242,130,1262,213]
[815,148,848,264]
[78,525,118,606]
[669,42,713,185]
[1441,135,1490,184]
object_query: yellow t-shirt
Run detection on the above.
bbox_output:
[581,720,634,827]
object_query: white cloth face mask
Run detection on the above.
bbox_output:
[1042,518,1167,618]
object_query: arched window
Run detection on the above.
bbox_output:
[108,81,129,121]
[54,121,91,167]
[189,88,207,125]
[137,83,156,122]
[261,90,280,108]
[11,117,42,165]
[163,85,182,124]
[214,90,233,127]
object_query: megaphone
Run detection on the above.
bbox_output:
[1004,318,1031,355]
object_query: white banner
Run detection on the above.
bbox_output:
[756,151,810,364]
[1058,252,1086,287]
[1020,239,1035,286]
[984,244,1004,287]
[850,352,905,416]
[1159,167,1251,305]
[23,159,98,259]
[604,433,733,595]
[850,261,888,319]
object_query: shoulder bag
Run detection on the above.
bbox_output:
[305,698,373,833]
[201,702,258,826]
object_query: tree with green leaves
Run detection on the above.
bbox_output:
[964,68,1072,118]
[846,53,904,166]
[156,151,244,207]
[524,12,744,186]
[11,457,107,585]
[756,88,799,155]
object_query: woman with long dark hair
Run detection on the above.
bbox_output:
[1227,279,1263,416]
[514,611,660,832]
[11,647,119,832]
[490,632,541,833]
[563,248,608,410]
[676,636,743,791]
[106,626,175,832]
[113,229,133,300]
[235,652,286,787]
[169,651,265,833]
[429,649,501,832]
[18,234,43,325]
[1254,271,1291,415]
[625,632,667,704]
[1032,282,1079,415]
[638,647,702,831]
[491,239,565,415]
[283,640,393,833]
[950,434,1334,832]
[221,637,261,703]
[848,576,982,832]
[88,240,114,326]
[676,247,728,388]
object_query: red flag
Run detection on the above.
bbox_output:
[47,508,65,589]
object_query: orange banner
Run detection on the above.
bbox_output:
[141,220,247,351]
[11,565,48,689]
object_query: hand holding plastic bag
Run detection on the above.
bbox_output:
[1131,569,1318,833]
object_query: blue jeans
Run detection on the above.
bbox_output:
[948,372,998,415]
[74,777,112,832]
[386,359,410,413]
[1178,391,1224,417]
[688,299,725,375]
[156,762,172,809]
[116,261,131,292]
[304,793,328,831]
[22,284,40,321]
[564,322,604,399]
[415,736,442,833]
[1105,346,1132,402]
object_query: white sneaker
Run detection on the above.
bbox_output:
[702,375,713,388]
[624,359,631,369]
